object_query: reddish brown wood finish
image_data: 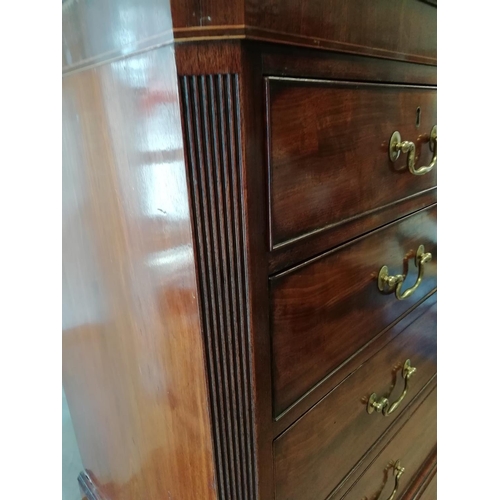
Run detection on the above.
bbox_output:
[63,1,438,496]
[171,0,437,65]
[179,69,265,500]
[175,41,276,500]
[238,42,277,500]
[269,188,437,275]
[175,41,242,75]
[171,0,244,29]
[261,46,437,86]
[399,451,437,500]
[271,206,437,416]
[245,0,437,64]
[273,302,437,500]
[62,39,217,500]
[273,293,437,436]
[267,78,437,249]
[340,388,437,500]
[415,467,437,500]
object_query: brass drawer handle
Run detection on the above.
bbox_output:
[377,245,432,301]
[361,460,405,500]
[367,360,416,416]
[389,125,437,176]
[385,460,405,500]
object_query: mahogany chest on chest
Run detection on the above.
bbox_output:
[63,1,437,498]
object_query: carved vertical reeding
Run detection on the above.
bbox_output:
[180,74,257,500]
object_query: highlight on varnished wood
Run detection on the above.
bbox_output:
[62,0,175,74]
[62,43,217,500]
[179,73,257,500]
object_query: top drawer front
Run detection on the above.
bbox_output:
[267,78,437,249]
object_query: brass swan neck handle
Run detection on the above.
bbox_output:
[362,460,405,500]
[377,245,432,301]
[386,461,405,500]
[389,125,437,176]
[367,360,416,416]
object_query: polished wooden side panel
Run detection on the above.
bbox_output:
[274,302,437,500]
[62,45,217,500]
[62,0,174,74]
[341,388,437,500]
[271,206,437,415]
[267,78,437,248]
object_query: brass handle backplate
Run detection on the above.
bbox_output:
[389,125,437,175]
[367,360,416,416]
[385,460,405,500]
[378,245,432,301]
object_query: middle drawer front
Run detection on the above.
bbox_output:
[270,205,436,416]
[273,299,437,500]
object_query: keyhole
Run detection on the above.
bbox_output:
[416,107,421,128]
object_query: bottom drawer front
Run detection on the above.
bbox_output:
[342,386,436,500]
[274,299,436,500]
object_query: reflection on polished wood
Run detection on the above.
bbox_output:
[62,43,217,500]
[62,0,174,73]
[63,1,437,499]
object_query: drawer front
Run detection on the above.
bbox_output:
[271,205,436,416]
[267,78,437,248]
[341,387,437,500]
[273,299,436,500]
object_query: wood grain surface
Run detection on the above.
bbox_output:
[62,44,217,500]
[271,205,437,415]
[267,78,437,249]
[340,389,437,500]
[171,0,437,64]
[274,302,437,500]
